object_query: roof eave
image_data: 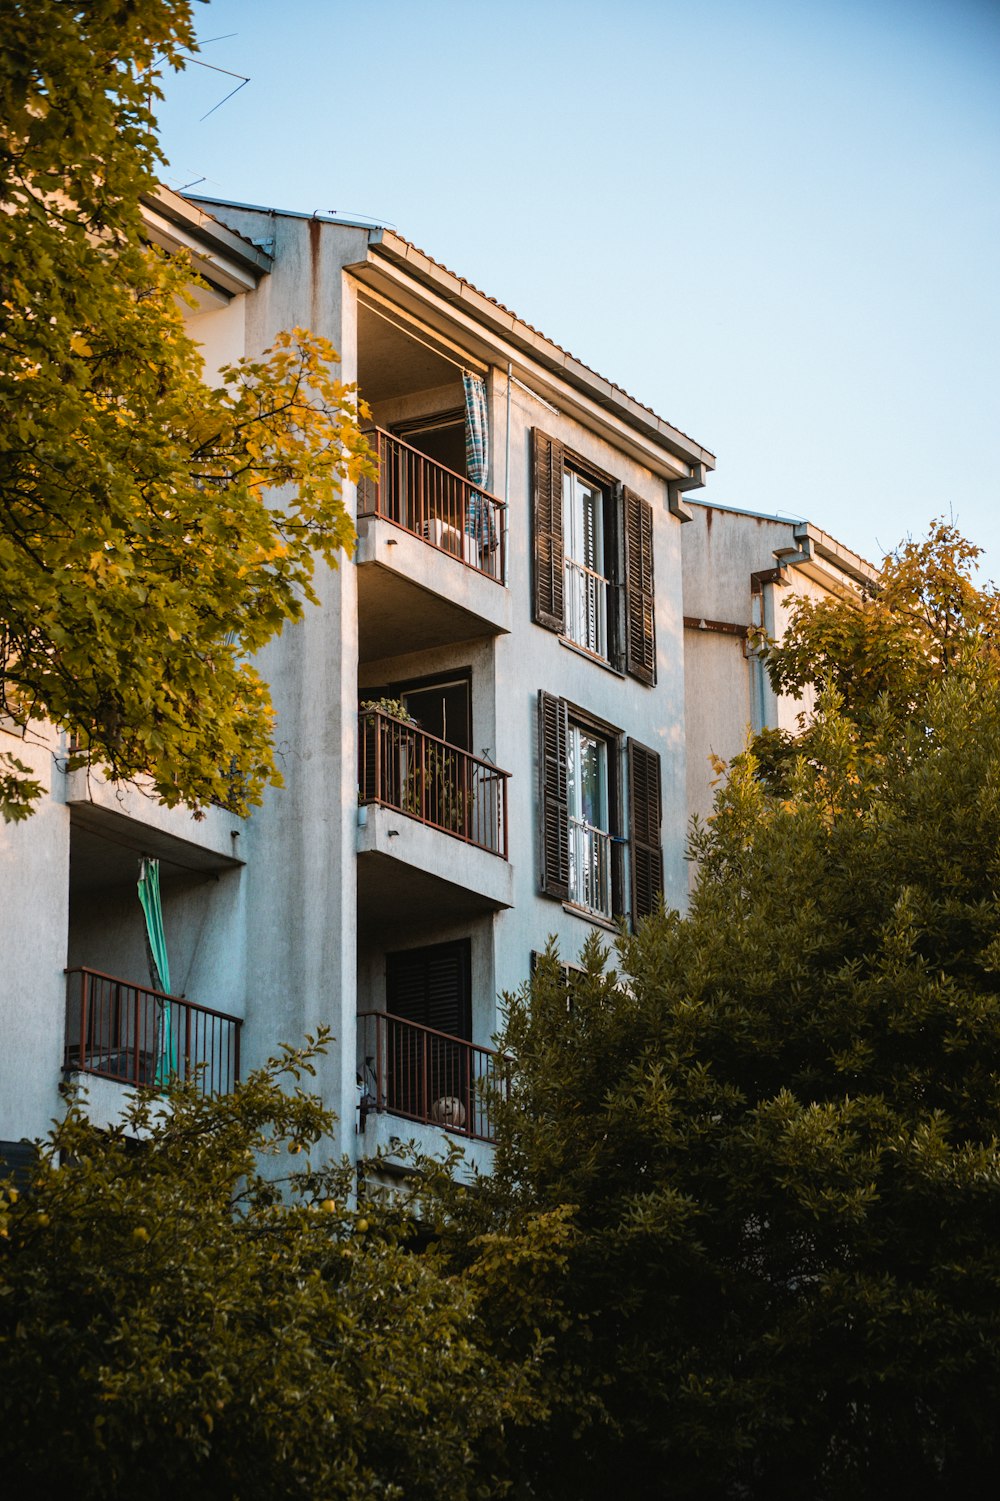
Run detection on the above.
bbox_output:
[364,228,716,477]
[141,186,272,297]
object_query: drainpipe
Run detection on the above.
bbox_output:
[503,362,512,586]
[667,462,708,521]
[749,567,785,733]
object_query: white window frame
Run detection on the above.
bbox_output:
[563,468,610,659]
[567,722,613,918]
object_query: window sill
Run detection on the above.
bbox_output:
[558,636,625,677]
[561,901,619,933]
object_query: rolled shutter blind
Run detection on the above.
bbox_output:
[628,737,663,924]
[538,691,570,899]
[532,429,565,631]
[386,941,471,1038]
[624,488,656,684]
[385,941,471,1120]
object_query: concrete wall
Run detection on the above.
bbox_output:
[0,197,728,1174]
[0,729,69,1144]
[196,208,372,1154]
[682,502,858,834]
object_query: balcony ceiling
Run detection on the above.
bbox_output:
[69,804,241,896]
[357,562,499,661]
[356,302,459,405]
[356,805,513,941]
[357,850,507,941]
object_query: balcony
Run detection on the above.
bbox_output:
[356,709,514,934]
[358,1011,507,1145]
[359,427,505,579]
[359,708,508,856]
[64,967,241,1098]
[355,429,510,660]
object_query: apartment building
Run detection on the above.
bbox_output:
[682,501,876,830]
[0,189,869,1176]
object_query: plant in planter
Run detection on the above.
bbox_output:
[417,742,467,835]
[358,697,416,723]
[358,700,466,834]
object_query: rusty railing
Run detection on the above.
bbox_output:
[357,426,506,583]
[357,1010,507,1144]
[64,968,241,1097]
[359,709,509,857]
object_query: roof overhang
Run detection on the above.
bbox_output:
[350,230,716,488]
[775,521,877,596]
[141,185,272,299]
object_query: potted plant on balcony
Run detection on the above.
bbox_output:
[359,700,466,836]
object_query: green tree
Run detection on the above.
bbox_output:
[752,518,1000,789]
[0,1039,538,1500]
[0,1,373,820]
[440,537,1000,1498]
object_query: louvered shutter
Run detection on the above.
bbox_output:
[385,942,471,1121]
[538,691,570,899]
[386,941,471,1038]
[628,738,663,925]
[532,429,565,631]
[624,488,656,684]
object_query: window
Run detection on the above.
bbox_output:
[538,693,664,926]
[386,939,471,1038]
[564,467,610,658]
[568,721,612,917]
[391,409,467,477]
[532,428,656,683]
[399,675,472,751]
[530,950,585,1012]
[384,940,472,1123]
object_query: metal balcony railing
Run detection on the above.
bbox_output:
[569,817,614,918]
[565,556,610,659]
[357,426,506,582]
[64,968,241,1097]
[359,709,509,858]
[357,1011,507,1144]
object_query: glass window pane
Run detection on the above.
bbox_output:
[563,472,605,576]
[568,727,608,831]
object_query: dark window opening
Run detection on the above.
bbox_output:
[401,677,471,752]
[384,940,473,1125]
[391,410,466,478]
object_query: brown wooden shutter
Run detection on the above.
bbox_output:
[386,941,471,1039]
[628,737,663,925]
[532,429,565,632]
[624,488,656,684]
[385,941,471,1120]
[538,691,570,899]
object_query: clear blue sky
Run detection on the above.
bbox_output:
[156,0,1000,576]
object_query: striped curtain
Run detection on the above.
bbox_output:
[463,374,496,553]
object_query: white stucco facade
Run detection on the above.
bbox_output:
[682,502,875,833]
[0,190,871,1177]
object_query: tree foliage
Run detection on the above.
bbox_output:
[435,532,1000,1498]
[0,0,373,820]
[0,1039,537,1500]
[752,519,1000,789]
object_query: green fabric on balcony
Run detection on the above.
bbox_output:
[138,857,174,1084]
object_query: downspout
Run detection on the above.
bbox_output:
[749,567,785,733]
[667,462,708,522]
[503,361,512,586]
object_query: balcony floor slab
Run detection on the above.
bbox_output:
[356,803,513,937]
[359,1109,495,1180]
[356,517,510,661]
